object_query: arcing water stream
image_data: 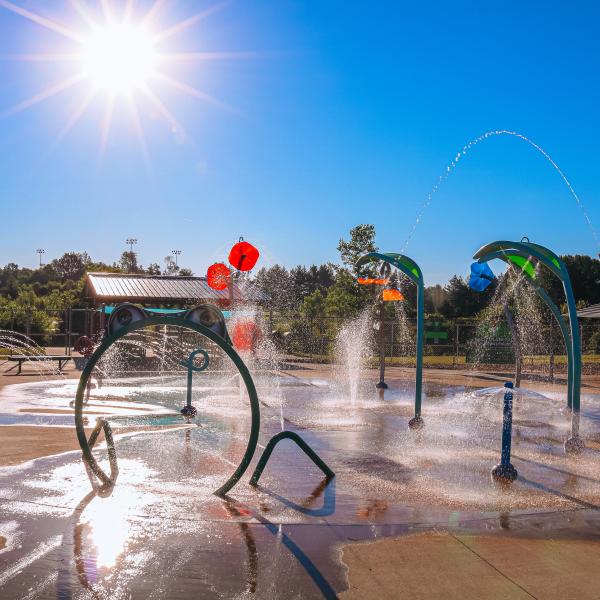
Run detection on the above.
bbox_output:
[402,129,600,253]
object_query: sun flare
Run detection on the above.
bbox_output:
[79,24,159,94]
[0,0,245,161]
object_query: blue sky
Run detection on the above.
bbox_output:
[0,0,599,284]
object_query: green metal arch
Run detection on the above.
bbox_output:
[473,240,583,452]
[74,315,261,497]
[357,252,424,424]
[474,241,564,280]
[357,252,423,284]
[480,249,575,410]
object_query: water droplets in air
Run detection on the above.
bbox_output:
[402,130,600,252]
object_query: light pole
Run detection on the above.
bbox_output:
[36,248,45,267]
[126,238,138,253]
[171,249,182,266]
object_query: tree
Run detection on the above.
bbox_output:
[325,270,370,318]
[440,275,496,318]
[43,288,79,310]
[179,268,193,276]
[290,264,335,298]
[424,284,448,314]
[86,261,120,273]
[118,251,141,274]
[254,265,294,310]
[300,289,327,319]
[537,254,600,307]
[337,224,378,277]
[146,263,161,275]
[50,252,90,280]
[163,256,179,276]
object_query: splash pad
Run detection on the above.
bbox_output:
[74,304,333,496]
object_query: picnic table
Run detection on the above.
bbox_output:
[7,354,72,374]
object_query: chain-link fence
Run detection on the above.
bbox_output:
[265,311,600,375]
[0,308,97,355]
[3,307,600,376]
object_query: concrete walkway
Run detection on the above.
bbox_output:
[341,530,600,599]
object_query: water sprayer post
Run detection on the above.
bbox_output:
[179,348,209,418]
[376,299,388,389]
[491,382,518,483]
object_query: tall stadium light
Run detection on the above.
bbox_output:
[36,248,45,267]
[126,238,138,253]
[171,249,182,266]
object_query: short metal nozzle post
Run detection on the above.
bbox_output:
[500,382,514,467]
[491,382,518,483]
[180,348,209,418]
[376,300,388,389]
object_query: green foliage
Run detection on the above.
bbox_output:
[537,255,600,306]
[424,284,447,313]
[254,265,294,311]
[291,264,335,297]
[50,252,90,280]
[146,263,162,275]
[300,289,327,319]
[254,263,335,312]
[587,330,600,354]
[439,275,497,318]
[0,293,55,333]
[337,224,377,276]
[324,270,370,318]
[2,228,600,342]
[119,251,142,274]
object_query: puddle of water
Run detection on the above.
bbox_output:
[1,375,600,598]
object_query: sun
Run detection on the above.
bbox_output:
[79,23,159,94]
[0,0,247,162]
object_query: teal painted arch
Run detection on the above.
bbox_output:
[479,249,575,410]
[356,252,423,284]
[74,315,261,497]
[356,252,424,421]
[474,241,565,280]
[473,240,581,418]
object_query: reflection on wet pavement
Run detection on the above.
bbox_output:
[1,374,600,598]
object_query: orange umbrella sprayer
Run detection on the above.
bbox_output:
[382,289,404,302]
[357,278,389,285]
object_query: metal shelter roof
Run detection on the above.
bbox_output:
[85,272,267,304]
[577,303,600,319]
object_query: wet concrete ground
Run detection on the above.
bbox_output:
[2,371,600,598]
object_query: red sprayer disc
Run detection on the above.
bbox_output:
[228,241,259,272]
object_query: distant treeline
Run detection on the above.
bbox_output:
[1,225,599,334]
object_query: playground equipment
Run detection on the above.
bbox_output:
[229,239,260,272]
[74,304,333,496]
[207,263,231,290]
[471,239,584,454]
[491,382,518,483]
[206,238,260,308]
[356,252,425,430]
